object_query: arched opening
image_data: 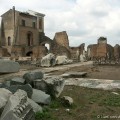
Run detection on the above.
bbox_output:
[8,36,11,46]
[26,51,33,56]
[27,32,33,46]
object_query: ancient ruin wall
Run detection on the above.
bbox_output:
[53,31,69,49]
[114,44,120,59]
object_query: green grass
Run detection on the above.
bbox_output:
[35,86,120,120]
[35,107,57,120]
[100,93,120,106]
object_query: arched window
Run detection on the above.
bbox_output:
[8,36,11,46]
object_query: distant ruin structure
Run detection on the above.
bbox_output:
[87,37,118,63]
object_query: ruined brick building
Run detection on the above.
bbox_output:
[87,37,120,62]
[0,7,46,58]
[0,7,85,61]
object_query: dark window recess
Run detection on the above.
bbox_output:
[22,20,25,26]
[8,36,11,46]
[39,19,42,29]
[32,22,36,28]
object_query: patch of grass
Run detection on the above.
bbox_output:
[49,100,61,109]
[100,94,120,107]
[89,93,102,103]
[49,99,76,109]
[35,107,57,120]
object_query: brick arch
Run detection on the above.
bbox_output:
[41,39,53,53]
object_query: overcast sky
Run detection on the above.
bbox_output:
[0,0,120,48]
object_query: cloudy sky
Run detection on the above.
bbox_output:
[0,0,120,48]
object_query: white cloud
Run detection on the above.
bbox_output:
[0,0,120,47]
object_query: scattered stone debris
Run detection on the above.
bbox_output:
[0,60,20,73]
[0,69,67,119]
[111,92,119,95]
[56,55,73,65]
[61,96,73,106]
[41,53,56,67]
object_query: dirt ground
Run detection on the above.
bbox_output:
[49,64,120,80]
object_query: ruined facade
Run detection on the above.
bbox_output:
[114,44,120,61]
[0,7,46,58]
[87,37,114,61]
[70,43,85,61]
[0,7,85,61]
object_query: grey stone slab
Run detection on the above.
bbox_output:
[61,72,87,78]
[0,88,12,115]
[23,71,44,86]
[10,77,25,85]
[28,98,42,113]
[45,77,65,98]
[0,60,20,73]
[33,79,48,93]
[32,89,51,105]
[6,84,33,98]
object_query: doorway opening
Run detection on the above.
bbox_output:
[26,51,33,56]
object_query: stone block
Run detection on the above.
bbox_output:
[56,55,73,65]
[32,89,51,105]
[33,79,47,92]
[45,77,65,98]
[0,60,20,73]
[10,77,25,85]
[6,84,33,98]
[41,53,56,67]
[28,98,42,113]
[0,89,35,120]
[0,88,12,115]
[23,71,44,86]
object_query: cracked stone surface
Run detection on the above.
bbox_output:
[65,78,120,90]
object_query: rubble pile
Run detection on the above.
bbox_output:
[39,53,73,67]
[0,71,65,120]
